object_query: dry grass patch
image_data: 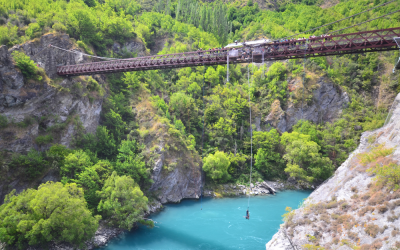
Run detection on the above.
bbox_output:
[359,240,383,250]
[365,224,381,238]
[368,191,385,206]
[358,206,374,216]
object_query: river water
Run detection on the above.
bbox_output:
[100,190,311,250]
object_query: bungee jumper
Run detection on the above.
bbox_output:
[246,210,250,220]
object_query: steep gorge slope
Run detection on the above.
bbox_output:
[266,93,400,249]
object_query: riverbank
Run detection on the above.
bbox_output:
[204,180,304,198]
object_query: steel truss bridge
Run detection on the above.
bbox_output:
[57,27,400,76]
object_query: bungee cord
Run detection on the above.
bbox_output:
[200,64,206,211]
[247,54,254,211]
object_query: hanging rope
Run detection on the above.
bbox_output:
[200,65,206,210]
[247,55,253,211]
[227,52,230,83]
[262,48,265,79]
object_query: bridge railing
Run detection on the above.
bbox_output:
[57,27,400,76]
[260,27,400,56]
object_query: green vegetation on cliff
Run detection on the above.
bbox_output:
[0,0,400,248]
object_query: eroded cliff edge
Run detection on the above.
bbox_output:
[266,93,400,249]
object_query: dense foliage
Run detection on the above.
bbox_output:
[1,0,400,247]
[97,171,153,230]
[0,182,100,249]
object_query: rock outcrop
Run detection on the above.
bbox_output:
[112,39,148,57]
[134,98,203,204]
[0,33,104,153]
[266,93,400,249]
[265,76,349,132]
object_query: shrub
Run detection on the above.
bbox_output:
[368,192,385,205]
[203,151,231,183]
[0,115,7,128]
[15,116,34,128]
[377,204,388,214]
[35,134,53,145]
[77,40,93,55]
[0,24,18,46]
[365,224,380,238]
[52,22,67,33]
[11,51,38,79]
[361,194,371,200]
[86,76,101,91]
[9,150,48,180]
[325,200,338,209]
[358,144,394,165]
[368,163,400,191]
[25,22,41,39]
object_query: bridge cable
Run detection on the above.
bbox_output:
[49,44,120,61]
[281,0,397,40]
[200,64,206,210]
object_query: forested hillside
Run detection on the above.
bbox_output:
[0,0,399,248]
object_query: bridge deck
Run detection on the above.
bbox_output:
[57,27,400,76]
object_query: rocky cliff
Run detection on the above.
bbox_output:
[0,32,203,208]
[265,76,349,133]
[133,97,202,204]
[266,92,400,249]
[0,33,104,152]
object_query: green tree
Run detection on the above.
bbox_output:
[9,150,48,180]
[103,109,127,143]
[0,182,100,249]
[61,150,93,182]
[96,126,118,160]
[281,132,333,183]
[203,151,231,182]
[97,172,152,230]
[46,144,73,169]
[115,140,149,185]
[25,23,41,39]
[11,51,38,79]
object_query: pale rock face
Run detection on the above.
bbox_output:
[265,76,349,132]
[149,147,202,203]
[266,92,400,249]
[112,39,147,57]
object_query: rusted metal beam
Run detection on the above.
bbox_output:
[57,27,400,76]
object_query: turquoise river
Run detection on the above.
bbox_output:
[100,190,311,250]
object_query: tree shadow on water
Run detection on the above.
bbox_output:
[147,226,231,250]
[166,197,214,209]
